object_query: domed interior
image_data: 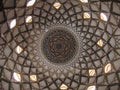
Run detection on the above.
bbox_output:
[0,0,120,90]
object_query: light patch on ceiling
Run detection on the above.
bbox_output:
[53,2,61,9]
[89,69,95,76]
[83,12,91,19]
[9,19,16,29]
[13,72,21,82]
[97,39,103,47]
[87,85,96,90]
[16,46,23,54]
[60,84,68,90]
[80,0,88,3]
[30,75,37,81]
[104,63,112,73]
[26,16,32,23]
[100,13,108,21]
[27,0,36,7]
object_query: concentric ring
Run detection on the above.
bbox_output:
[41,25,79,65]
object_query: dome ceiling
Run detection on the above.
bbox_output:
[0,0,120,90]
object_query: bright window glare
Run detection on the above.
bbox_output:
[83,12,91,19]
[27,0,36,7]
[13,72,21,82]
[97,39,103,47]
[80,0,88,3]
[89,69,95,76]
[53,2,61,9]
[100,13,108,21]
[87,85,96,90]
[30,75,37,81]
[60,84,68,90]
[16,46,23,54]
[104,63,112,73]
[26,16,32,23]
[9,19,16,29]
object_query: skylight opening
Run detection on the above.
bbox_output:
[60,84,68,90]
[30,75,37,81]
[26,16,32,23]
[87,85,96,90]
[89,69,95,76]
[104,63,112,73]
[80,0,88,3]
[83,12,91,19]
[13,72,21,82]
[16,46,23,54]
[53,2,61,9]
[9,19,17,29]
[97,39,103,47]
[100,13,108,21]
[27,0,36,7]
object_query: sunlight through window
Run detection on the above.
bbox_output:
[100,13,108,21]
[9,19,16,29]
[30,75,37,81]
[97,39,103,47]
[87,85,96,90]
[26,16,32,23]
[60,84,68,90]
[104,63,112,73]
[16,46,23,54]
[53,2,61,9]
[13,72,21,82]
[27,0,36,7]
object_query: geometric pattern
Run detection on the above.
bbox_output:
[0,0,120,90]
[41,25,79,64]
